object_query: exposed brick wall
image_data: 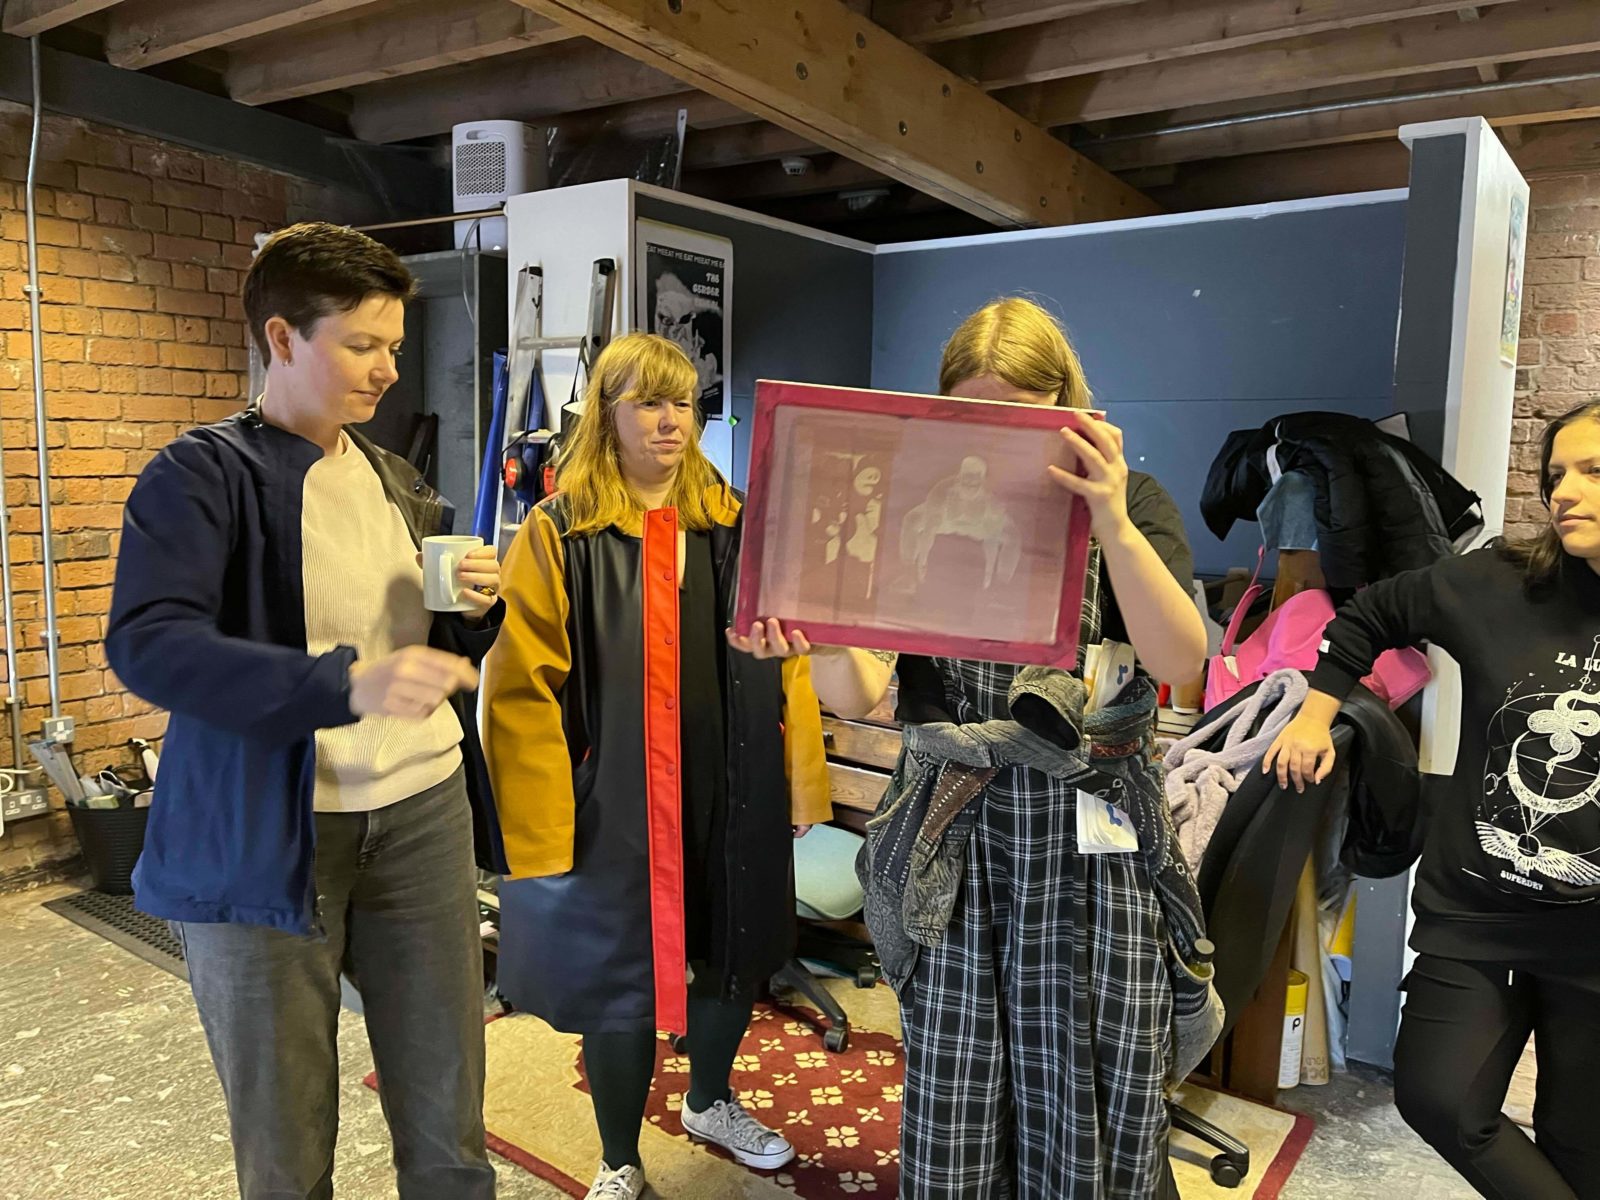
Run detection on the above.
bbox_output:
[1510,172,1600,541]
[0,102,378,880]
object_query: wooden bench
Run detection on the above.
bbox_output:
[821,685,900,832]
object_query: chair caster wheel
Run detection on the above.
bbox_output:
[823,1027,849,1053]
[670,1034,688,1054]
[1209,1157,1243,1188]
[855,965,879,989]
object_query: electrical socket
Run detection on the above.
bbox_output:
[41,716,74,743]
[1,788,49,821]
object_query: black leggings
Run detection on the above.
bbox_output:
[1393,954,1600,1200]
[580,986,755,1169]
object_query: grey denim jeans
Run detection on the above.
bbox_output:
[175,768,495,1200]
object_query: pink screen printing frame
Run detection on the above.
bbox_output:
[735,380,1098,668]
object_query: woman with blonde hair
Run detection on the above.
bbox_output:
[484,333,833,1200]
[734,297,1207,1197]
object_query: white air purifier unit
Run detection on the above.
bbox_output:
[451,120,546,252]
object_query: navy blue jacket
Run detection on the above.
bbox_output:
[106,409,505,933]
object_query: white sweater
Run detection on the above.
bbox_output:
[302,435,462,812]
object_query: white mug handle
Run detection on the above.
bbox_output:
[437,551,458,606]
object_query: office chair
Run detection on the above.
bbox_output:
[769,822,882,1053]
[1168,683,1356,1187]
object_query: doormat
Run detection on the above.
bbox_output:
[366,978,1312,1198]
[43,889,187,982]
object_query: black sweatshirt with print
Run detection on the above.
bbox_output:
[1308,545,1600,969]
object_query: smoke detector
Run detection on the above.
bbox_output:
[780,156,812,177]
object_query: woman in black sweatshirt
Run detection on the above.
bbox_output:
[1267,401,1600,1200]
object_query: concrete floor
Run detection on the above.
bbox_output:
[0,880,1474,1199]
[0,881,562,1200]
[1277,1068,1474,1200]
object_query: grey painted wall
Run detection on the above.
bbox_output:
[1392,136,1468,465]
[871,199,1410,576]
[635,195,875,487]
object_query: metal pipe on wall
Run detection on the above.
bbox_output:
[22,33,62,721]
[0,21,18,765]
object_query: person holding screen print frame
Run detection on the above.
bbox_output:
[482,333,833,1200]
[1264,401,1600,1200]
[105,222,504,1200]
[731,297,1208,1198]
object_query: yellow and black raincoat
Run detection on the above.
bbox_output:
[483,482,831,1034]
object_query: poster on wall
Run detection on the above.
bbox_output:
[1500,192,1526,366]
[635,219,731,419]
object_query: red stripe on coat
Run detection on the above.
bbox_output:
[641,508,687,1034]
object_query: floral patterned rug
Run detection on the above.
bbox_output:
[472,980,904,1198]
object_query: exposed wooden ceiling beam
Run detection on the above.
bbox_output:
[349,39,687,143]
[1008,0,1600,127]
[937,0,1523,91]
[1095,64,1477,135]
[1512,115,1600,175]
[1148,140,1412,211]
[682,122,822,172]
[226,0,574,105]
[2,0,123,37]
[870,0,1140,45]
[508,0,1155,227]
[1149,115,1600,212]
[105,0,377,69]
[1456,6,1502,82]
[1081,58,1600,169]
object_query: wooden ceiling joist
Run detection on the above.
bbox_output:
[937,0,1525,91]
[226,0,575,106]
[507,0,1155,226]
[1149,139,1413,211]
[1082,60,1600,171]
[1154,114,1600,210]
[105,0,375,70]
[349,39,688,142]
[1512,116,1600,176]
[1009,0,1600,128]
[1,0,123,38]
[870,0,1140,46]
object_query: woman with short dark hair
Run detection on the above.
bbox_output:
[107,221,502,1199]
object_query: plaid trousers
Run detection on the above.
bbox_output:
[896,659,1175,1199]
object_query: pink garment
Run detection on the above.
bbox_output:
[1205,584,1430,712]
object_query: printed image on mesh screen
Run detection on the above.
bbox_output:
[758,406,1071,644]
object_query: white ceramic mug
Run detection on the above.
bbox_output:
[422,535,484,613]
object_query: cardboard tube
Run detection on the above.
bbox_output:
[1290,858,1331,1085]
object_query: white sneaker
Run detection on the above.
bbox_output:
[584,1160,646,1200]
[681,1096,796,1170]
